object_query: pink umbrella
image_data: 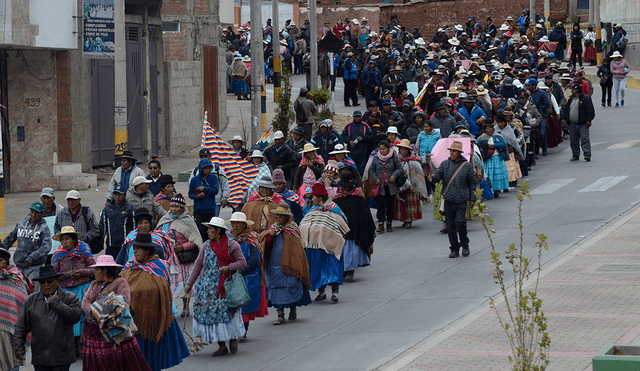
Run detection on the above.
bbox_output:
[430,137,472,168]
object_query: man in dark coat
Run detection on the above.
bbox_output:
[560,84,596,162]
[264,130,298,185]
[429,141,477,258]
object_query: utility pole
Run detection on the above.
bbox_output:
[114,0,128,155]
[544,0,550,30]
[309,0,318,91]
[143,2,152,162]
[529,0,536,26]
[272,0,281,101]
[250,0,264,145]
[589,0,594,26]
[594,0,603,65]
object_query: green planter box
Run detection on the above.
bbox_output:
[593,345,640,370]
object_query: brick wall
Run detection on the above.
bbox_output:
[165,61,203,154]
[56,51,72,162]
[195,0,208,16]
[164,31,188,61]
[160,0,186,16]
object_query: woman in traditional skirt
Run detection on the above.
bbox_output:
[156,194,203,317]
[229,54,249,100]
[121,233,190,370]
[300,184,349,303]
[494,114,524,187]
[333,172,375,283]
[227,212,268,342]
[185,217,247,356]
[82,255,151,371]
[293,143,325,200]
[260,203,312,325]
[0,246,31,371]
[584,26,597,66]
[52,226,96,358]
[476,122,510,198]
[116,207,170,266]
[394,139,428,228]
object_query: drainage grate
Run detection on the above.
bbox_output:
[596,265,640,272]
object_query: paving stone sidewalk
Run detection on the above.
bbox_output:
[378,205,640,371]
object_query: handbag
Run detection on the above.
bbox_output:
[177,247,200,264]
[439,162,467,216]
[223,271,251,309]
[371,184,380,197]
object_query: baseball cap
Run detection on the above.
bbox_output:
[30,202,45,213]
[66,190,81,200]
[199,148,211,156]
[41,187,55,198]
[131,176,152,187]
[353,110,362,116]
[113,185,127,194]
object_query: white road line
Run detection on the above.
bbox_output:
[633,184,640,190]
[607,140,640,150]
[578,176,628,192]
[530,179,576,195]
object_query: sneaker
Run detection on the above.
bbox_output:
[622,100,625,106]
[461,246,470,257]
[314,293,326,301]
[616,103,619,108]
[542,150,548,156]
[331,294,339,303]
[449,250,460,258]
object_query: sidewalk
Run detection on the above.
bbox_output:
[377,204,640,371]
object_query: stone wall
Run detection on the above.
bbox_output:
[164,61,203,155]
[56,50,72,162]
[7,49,58,191]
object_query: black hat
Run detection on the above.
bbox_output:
[132,232,156,249]
[0,243,10,261]
[159,174,176,185]
[434,102,447,111]
[34,265,62,281]
[199,148,211,157]
[134,208,153,223]
[337,171,356,188]
[426,83,436,91]
[119,150,137,162]
[293,127,306,136]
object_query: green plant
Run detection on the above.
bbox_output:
[477,183,551,371]
[272,67,294,134]
[309,88,330,106]
[318,107,333,121]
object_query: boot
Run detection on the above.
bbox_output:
[330,283,339,303]
[288,306,297,320]
[273,308,286,325]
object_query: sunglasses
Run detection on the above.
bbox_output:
[40,278,57,285]
[149,166,159,170]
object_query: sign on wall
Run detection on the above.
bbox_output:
[83,0,115,58]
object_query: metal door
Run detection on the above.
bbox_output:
[126,24,144,160]
[149,26,159,157]
[91,59,116,166]
[203,44,218,130]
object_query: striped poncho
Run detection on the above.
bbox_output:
[299,202,350,258]
[0,266,31,334]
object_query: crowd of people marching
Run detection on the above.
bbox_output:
[0,11,632,371]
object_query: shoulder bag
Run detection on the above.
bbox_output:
[224,271,251,309]
[439,162,467,215]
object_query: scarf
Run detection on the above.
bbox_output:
[262,222,310,289]
[154,193,173,202]
[376,149,394,162]
[280,189,303,207]
[243,193,285,234]
[398,156,429,198]
[209,235,235,297]
[156,210,203,247]
[310,201,347,220]
[230,227,265,285]
[0,266,30,334]
[52,241,93,265]
[247,192,285,204]
[299,155,325,167]
[121,256,173,343]
[494,124,524,158]
[122,256,170,282]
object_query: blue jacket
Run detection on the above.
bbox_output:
[343,59,358,80]
[459,105,486,136]
[188,158,220,214]
[311,130,340,162]
[99,200,136,248]
[362,67,382,88]
[416,129,441,161]
[529,89,550,115]
[341,121,373,157]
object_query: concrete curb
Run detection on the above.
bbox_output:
[375,205,640,371]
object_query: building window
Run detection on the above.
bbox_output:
[577,0,589,9]
[162,22,180,33]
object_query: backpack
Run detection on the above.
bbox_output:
[616,34,628,49]
[82,206,104,254]
[295,100,308,122]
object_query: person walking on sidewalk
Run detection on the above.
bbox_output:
[294,87,317,142]
[597,58,614,107]
[609,51,630,108]
[561,84,596,162]
[429,141,477,259]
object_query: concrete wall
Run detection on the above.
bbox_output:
[164,61,204,155]
[0,0,77,49]
[601,0,640,70]
[7,49,58,191]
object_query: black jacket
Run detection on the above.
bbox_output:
[264,144,298,182]
[431,156,477,204]
[14,287,83,366]
[560,93,596,125]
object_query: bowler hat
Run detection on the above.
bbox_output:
[119,150,137,162]
[0,244,10,261]
[33,265,62,281]
[337,171,356,188]
[159,174,176,185]
[433,102,446,111]
[132,232,156,249]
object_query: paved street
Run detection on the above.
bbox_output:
[8,83,640,371]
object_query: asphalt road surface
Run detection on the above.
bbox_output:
[65,84,639,371]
